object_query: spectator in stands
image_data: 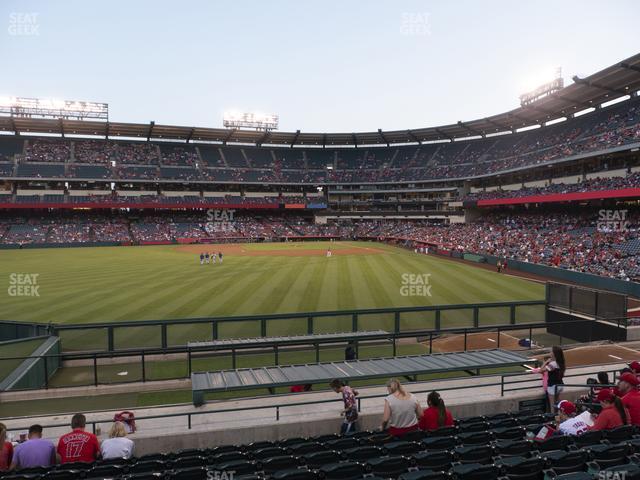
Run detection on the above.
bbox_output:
[579,372,611,406]
[0,423,13,472]
[555,400,589,436]
[629,361,640,376]
[589,389,630,431]
[100,422,134,460]
[289,384,312,393]
[345,343,356,361]
[380,379,423,437]
[419,391,454,431]
[540,346,566,410]
[330,379,359,435]
[618,372,640,425]
[57,414,100,464]
[10,425,56,470]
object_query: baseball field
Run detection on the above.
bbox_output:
[0,241,549,415]
[1,241,544,326]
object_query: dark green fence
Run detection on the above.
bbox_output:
[0,316,602,391]
[44,300,546,352]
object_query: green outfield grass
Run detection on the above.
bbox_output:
[0,241,543,327]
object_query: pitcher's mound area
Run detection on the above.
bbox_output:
[175,243,385,257]
[426,332,524,352]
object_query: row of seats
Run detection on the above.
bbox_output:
[5,411,640,480]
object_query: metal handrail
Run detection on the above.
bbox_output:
[1,366,623,434]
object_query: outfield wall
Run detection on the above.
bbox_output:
[480,254,640,298]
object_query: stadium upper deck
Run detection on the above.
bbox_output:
[0,54,639,186]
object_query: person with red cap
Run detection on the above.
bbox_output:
[629,361,640,375]
[556,400,589,436]
[589,389,630,431]
[619,372,640,425]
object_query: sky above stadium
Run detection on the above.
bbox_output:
[0,0,638,133]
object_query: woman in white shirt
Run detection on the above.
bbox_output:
[381,378,423,437]
[100,422,135,460]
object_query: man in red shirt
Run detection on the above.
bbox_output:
[619,372,640,425]
[57,414,100,464]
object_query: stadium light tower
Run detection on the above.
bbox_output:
[0,96,108,120]
[519,67,564,106]
[223,111,279,131]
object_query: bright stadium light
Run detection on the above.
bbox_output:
[0,96,109,120]
[519,67,564,106]
[223,110,279,130]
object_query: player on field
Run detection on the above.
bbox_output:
[205,252,210,264]
[218,252,223,263]
[210,252,216,264]
[199,253,204,265]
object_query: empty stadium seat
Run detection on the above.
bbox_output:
[319,461,367,480]
[496,455,546,480]
[366,456,413,477]
[541,449,590,475]
[454,445,495,464]
[450,462,500,480]
[412,451,455,471]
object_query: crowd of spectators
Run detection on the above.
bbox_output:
[466,172,640,201]
[2,209,640,281]
[2,96,637,183]
[23,139,70,163]
[0,414,134,472]
[380,211,640,280]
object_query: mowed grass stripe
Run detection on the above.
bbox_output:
[45,265,197,323]
[1,265,183,323]
[345,256,379,311]
[359,255,394,309]
[248,258,304,314]
[265,257,318,315]
[296,255,330,312]
[336,256,355,310]
[0,243,544,326]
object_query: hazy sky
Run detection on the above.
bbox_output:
[1,1,638,133]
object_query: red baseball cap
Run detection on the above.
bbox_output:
[557,400,576,416]
[596,388,617,403]
[629,361,640,373]
[619,372,640,387]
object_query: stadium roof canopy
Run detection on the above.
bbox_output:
[1,53,639,147]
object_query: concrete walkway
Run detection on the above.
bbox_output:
[0,362,622,454]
